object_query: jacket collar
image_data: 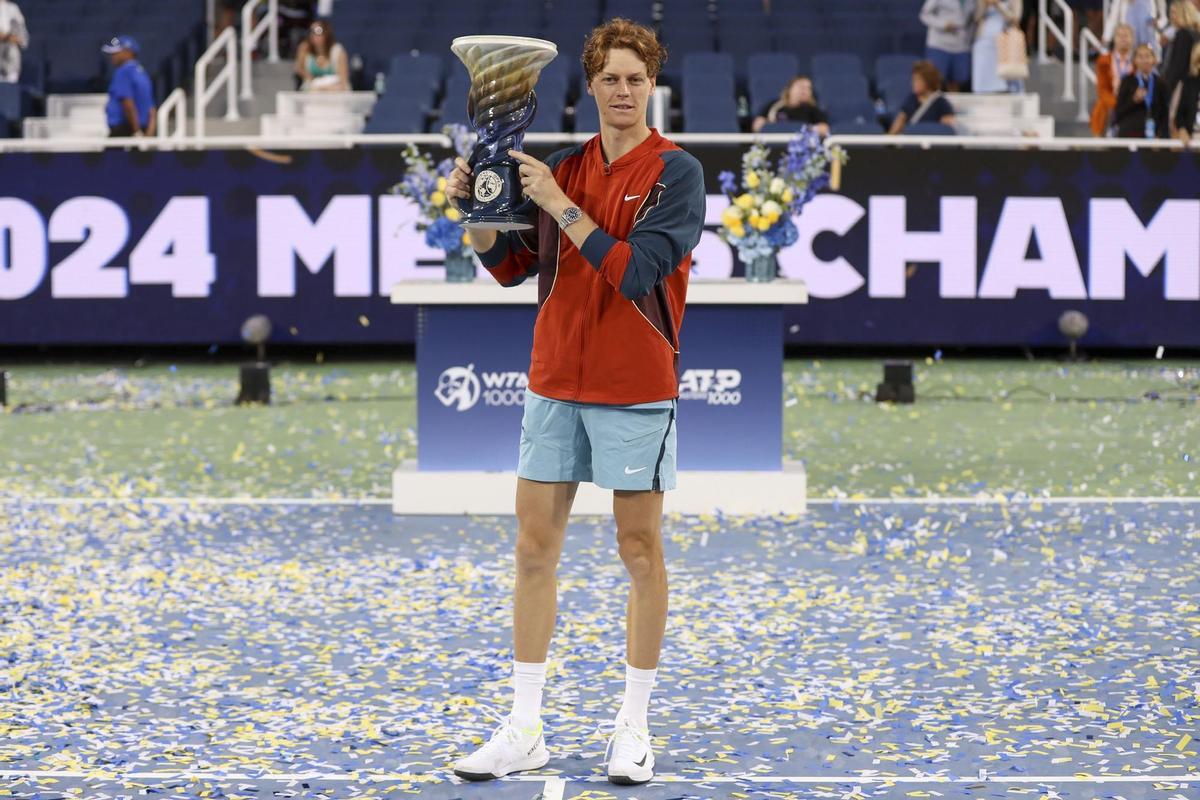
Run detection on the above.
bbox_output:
[591,128,663,173]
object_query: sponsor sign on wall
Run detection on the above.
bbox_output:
[1,145,1197,347]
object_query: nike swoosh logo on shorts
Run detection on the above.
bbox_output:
[624,194,640,201]
[624,466,648,475]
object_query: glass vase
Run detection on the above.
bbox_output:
[745,252,778,283]
[444,250,477,283]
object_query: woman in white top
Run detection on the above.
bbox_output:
[294,19,349,92]
[972,0,1024,92]
[0,0,28,83]
[1103,0,1168,48]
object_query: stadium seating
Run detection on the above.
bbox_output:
[20,0,204,97]
[832,120,886,134]
[340,0,937,133]
[8,0,205,138]
[903,121,957,136]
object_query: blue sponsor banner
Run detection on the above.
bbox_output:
[417,306,781,471]
[1,144,1198,347]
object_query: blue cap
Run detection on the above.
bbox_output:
[101,35,139,55]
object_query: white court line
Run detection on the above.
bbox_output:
[0,770,1195,785]
[811,494,1200,506]
[4,495,1200,507]
[539,776,566,799]
[1,496,394,507]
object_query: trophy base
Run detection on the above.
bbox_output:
[461,216,535,232]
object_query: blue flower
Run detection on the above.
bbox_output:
[424,216,465,254]
[764,218,798,250]
[717,170,737,196]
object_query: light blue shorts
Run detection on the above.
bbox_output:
[517,390,677,492]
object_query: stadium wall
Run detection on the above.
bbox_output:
[0,140,1197,348]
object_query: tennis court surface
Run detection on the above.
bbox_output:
[3,497,1196,799]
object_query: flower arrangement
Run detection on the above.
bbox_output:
[717,128,847,281]
[392,124,478,280]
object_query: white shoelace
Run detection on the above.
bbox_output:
[601,720,652,767]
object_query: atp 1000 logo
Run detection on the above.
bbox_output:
[678,369,742,406]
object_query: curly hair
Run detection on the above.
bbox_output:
[911,60,943,93]
[581,18,667,83]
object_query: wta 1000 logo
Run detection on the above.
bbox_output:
[435,364,527,411]
[679,369,743,405]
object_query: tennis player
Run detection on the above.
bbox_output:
[446,17,706,787]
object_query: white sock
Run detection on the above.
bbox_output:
[618,663,657,730]
[510,660,546,731]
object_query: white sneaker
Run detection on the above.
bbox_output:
[453,716,549,781]
[605,717,655,785]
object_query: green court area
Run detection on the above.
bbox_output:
[0,359,1196,499]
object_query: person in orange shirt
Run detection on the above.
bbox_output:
[1093,23,1137,135]
[446,18,705,788]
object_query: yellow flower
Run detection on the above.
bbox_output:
[462,232,470,244]
[762,200,783,218]
[755,216,772,232]
[745,171,761,189]
[748,213,762,228]
[436,176,447,191]
[431,191,447,207]
[735,193,755,210]
[729,223,745,238]
[782,188,795,204]
[721,208,743,228]
[445,206,461,222]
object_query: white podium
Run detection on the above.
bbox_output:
[389,279,808,516]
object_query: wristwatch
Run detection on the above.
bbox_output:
[558,206,582,229]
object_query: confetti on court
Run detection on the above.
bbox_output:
[1,360,1197,502]
[1,501,1197,799]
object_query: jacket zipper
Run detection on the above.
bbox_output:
[575,272,592,400]
[579,150,610,398]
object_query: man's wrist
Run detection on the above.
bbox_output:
[545,193,573,221]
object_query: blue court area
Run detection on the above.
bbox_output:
[1,500,1197,800]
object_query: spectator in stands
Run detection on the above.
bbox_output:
[1169,40,1200,141]
[1020,0,1038,52]
[215,0,239,40]
[973,0,1026,93]
[0,0,27,83]
[102,36,156,137]
[1070,0,1106,38]
[920,0,975,91]
[1103,0,1167,47]
[279,0,315,56]
[1092,23,1137,134]
[888,61,957,134]
[1163,0,1200,93]
[294,19,348,91]
[751,76,830,135]
[1115,43,1168,136]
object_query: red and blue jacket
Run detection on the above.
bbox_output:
[478,129,706,405]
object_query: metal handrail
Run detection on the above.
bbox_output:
[158,88,188,140]
[1038,0,1076,101]
[240,0,280,102]
[194,26,240,139]
[1078,27,1107,123]
[0,132,1195,154]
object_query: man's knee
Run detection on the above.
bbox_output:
[514,524,562,577]
[617,530,664,582]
